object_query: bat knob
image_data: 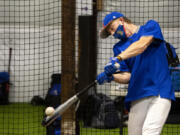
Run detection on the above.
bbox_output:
[41,119,47,127]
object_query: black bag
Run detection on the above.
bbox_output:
[45,73,61,107]
[91,98,120,129]
[31,95,45,106]
[0,72,10,105]
[166,99,180,124]
[165,41,179,67]
[79,93,121,129]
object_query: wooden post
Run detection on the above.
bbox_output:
[97,0,103,11]
[78,16,97,99]
[61,0,76,135]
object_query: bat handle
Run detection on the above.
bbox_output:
[76,80,97,98]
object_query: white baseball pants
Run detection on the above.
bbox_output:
[128,95,171,135]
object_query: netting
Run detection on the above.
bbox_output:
[0,0,179,135]
[96,0,180,135]
[0,0,61,135]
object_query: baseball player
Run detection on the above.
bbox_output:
[96,12,175,135]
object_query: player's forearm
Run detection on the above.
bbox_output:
[113,72,131,84]
[117,36,153,60]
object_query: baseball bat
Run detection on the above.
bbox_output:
[42,63,120,127]
[42,80,97,127]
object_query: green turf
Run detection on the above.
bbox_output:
[80,126,121,135]
[0,103,180,135]
[80,122,180,135]
[0,103,46,135]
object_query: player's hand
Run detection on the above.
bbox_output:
[104,57,120,75]
[96,72,114,85]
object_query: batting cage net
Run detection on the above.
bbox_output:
[0,0,61,135]
[0,0,179,135]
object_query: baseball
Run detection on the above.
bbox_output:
[45,107,55,116]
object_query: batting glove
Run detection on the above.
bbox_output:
[104,57,120,76]
[96,72,114,85]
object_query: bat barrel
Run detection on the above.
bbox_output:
[42,95,79,127]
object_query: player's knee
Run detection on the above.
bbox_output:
[142,126,162,135]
